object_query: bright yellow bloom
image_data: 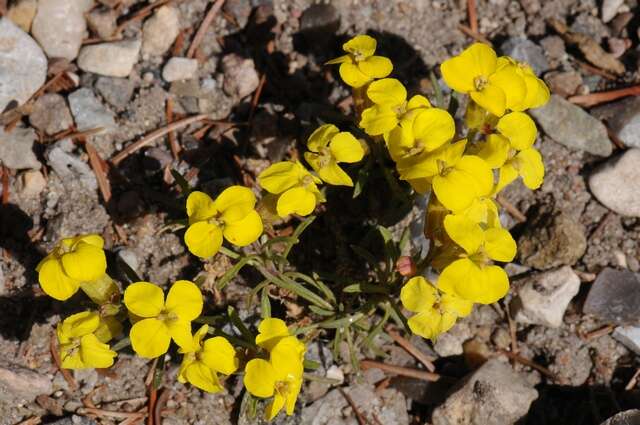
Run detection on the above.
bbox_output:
[326,35,392,88]
[438,215,516,304]
[178,325,238,393]
[124,280,203,358]
[244,319,306,420]
[510,61,550,111]
[258,161,324,218]
[57,311,117,369]
[400,276,473,340]
[359,78,431,136]
[184,187,263,258]
[441,43,525,117]
[37,234,107,301]
[303,124,365,187]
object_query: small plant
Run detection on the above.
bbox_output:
[38,35,548,420]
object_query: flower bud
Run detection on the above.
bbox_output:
[396,256,416,277]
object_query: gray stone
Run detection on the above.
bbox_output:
[162,57,198,82]
[432,359,537,425]
[613,326,640,355]
[512,266,581,328]
[584,268,640,325]
[300,3,340,33]
[530,95,612,157]
[589,149,640,217]
[600,409,640,425]
[46,143,97,191]
[95,76,135,110]
[602,0,625,23]
[0,362,53,402]
[0,18,47,112]
[32,0,93,60]
[221,54,260,99]
[142,5,180,56]
[544,70,582,97]
[29,93,73,135]
[86,7,117,40]
[591,97,640,149]
[0,126,41,169]
[500,37,549,74]
[6,0,37,32]
[68,88,116,134]
[78,39,141,78]
[222,0,252,28]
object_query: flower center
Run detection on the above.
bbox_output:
[157,309,179,323]
[437,159,451,176]
[393,101,407,116]
[474,75,488,91]
[301,174,315,188]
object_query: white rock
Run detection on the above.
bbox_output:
[162,57,198,82]
[602,0,624,23]
[142,6,180,56]
[512,266,581,328]
[77,39,141,78]
[0,362,53,402]
[6,0,37,32]
[68,88,116,134]
[613,325,640,355]
[32,0,94,60]
[20,170,46,197]
[0,126,41,170]
[589,149,640,217]
[0,18,47,112]
[221,54,260,99]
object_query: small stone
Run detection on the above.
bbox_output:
[544,71,582,97]
[608,37,629,58]
[591,97,640,149]
[162,57,198,82]
[7,0,37,32]
[539,35,566,63]
[518,213,587,270]
[432,358,538,425]
[602,0,624,23]
[589,149,640,217]
[32,0,93,60]
[601,410,640,425]
[68,88,116,134]
[29,93,73,135]
[46,143,97,191]
[0,126,41,170]
[78,39,141,78]
[0,18,47,112]
[511,266,581,328]
[300,3,340,32]
[530,94,612,157]
[501,38,549,74]
[20,170,46,197]
[142,6,181,56]
[612,326,640,354]
[95,76,135,110]
[0,362,53,402]
[86,7,117,40]
[434,321,472,357]
[221,54,260,99]
[584,268,640,325]
[222,0,252,28]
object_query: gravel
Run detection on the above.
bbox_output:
[589,149,640,217]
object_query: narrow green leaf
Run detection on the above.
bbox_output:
[170,169,192,194]
[342,283,388,294]
[303,359,321,370]
[283,215,316,259]
[260,287,271,319]
[228,306,255,345]
[216,255,258,289]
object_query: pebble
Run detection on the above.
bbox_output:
[432,359,538,425]
[539,35,566,63]
[142,5,181,56]
[20,170,46,197]
[46,143,97,191]
[530,95,612,156]
[6,0,37,32]
[222,0,252,28]
[77,39,141,78]
[602,0,624,23]
[584,268,640,325]
[68,88,116,134]
[434,321,472,356]
[589,149,640,217]
[612,325,640,355]
[544,70,582,97]
[221,54,260,99]
[0,362,53,402]
[31,0,93,60]
[501,37,549,74]
[29,93,74,135]
[86,7,117,40]
[162,57,198,82]
[0,18,47,112]
[0,126,41,170]
[95,76,135,110]
[512,266,581,328]
[591,97,640,149]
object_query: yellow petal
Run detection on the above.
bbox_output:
[80,274,119,305]
[276,186,317,217]
[76,234,105,249]
[129,318,171,358]
[59,311,101,340]
[461,197,501,228]
[441,43,497,93]
[440,292,474,317]
[215,185,256,223]
[166,319,194,351]
[470,83,506,117]
[443,214,483,255]
[489,64,526,111]
[80,334,116,369]
[366,78,406,106]
[407,309,446,340]
[457,155,494,198]
[440,139,468,166]
[495,163,519,194]
[439,259,509,304]
[165,280,203,321]
[185,361,223,393]
[285,378,302,415]
[124,281,165,318]
[258,161,303,194]
[387,120,416,161]
[223,210,263,246]
[256,318,290,351]
[433,156,492,213]
[270,336,305,380]
[339,62,371,88]
[329,132,364,163]
[465,99,489,129]
[343,35,377,57]
[243,359,276,398]
[325,54,350,65]
[316,160,353,187]
[358,55,393,79]
[266,392,286,420]
[184,221,223,258]
[60,241,106,282]
[412,108,456,152]
[407,95,431,110]
[359,105,399,136]
[38,258,80,301]
[476,134,510,168]
[60,349,85,369]
[514,148,545,189]
[496,112,536,150]
[400,276,437,313]
[307,124,339,153]
[201,336,239,375]
[483,227,517,262]
[186,191,217,224]
[95,316,123,343]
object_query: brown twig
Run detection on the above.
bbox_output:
[457,24,492,46]
[79,407,145,420]
[498,350,557,381]
[111,114,209,165]
[186,0,226,58]
[496,195,527,223]
[385,327,436,372]
[574,59,617,81]
[153,389,170,425]
[113,0,173,37]
[49,333,78,391]
[506,307,519,361]
[467,0,478,34]
[166,98,180,159]
[626,368,640,390]
[1,165,9,205]
[83,140,112,203]
[359,359,440,382]
[249,74,267,121]
[17,417,42,425]
[582,324,615,341]
[569,84,640,108]
[338,388,370,425]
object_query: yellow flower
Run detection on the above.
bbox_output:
[258,161,324,218]
[124,280,203,358]
[244,319,306,420]
[441,43,525,117]
[438,214,516,304]
[326,35,393,88]
[178,325,238,393]
[57,311,117,369]
[400,276,473,340]
[37,234,107,301]
[303,124,365,187]
[359,78,431,136]
[510,61,550,111]
[184,187,263,258]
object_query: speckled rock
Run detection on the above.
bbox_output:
[0,361,53,403]
[0,126,41,170]
[77,39,141,78]
[589,149,640,217]
[591,97,640,149]
[142,5,180,56]
[600,409,640,425]
[584,268,640,325]
[29,93,73,135]
[221,54,260,99]
[162,57,198,82]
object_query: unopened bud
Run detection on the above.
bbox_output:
[396,256,416,277]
